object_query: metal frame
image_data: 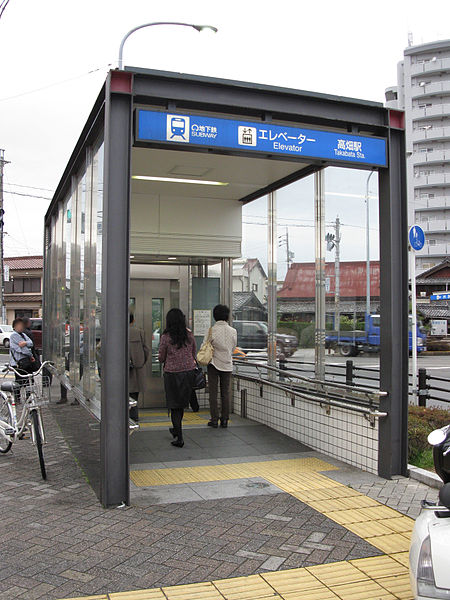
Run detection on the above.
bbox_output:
[43,67,408,507]
[100,74,132,506]
[378,127,409,477]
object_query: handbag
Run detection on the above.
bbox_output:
[192,366,206,390]
[197,327,214,366]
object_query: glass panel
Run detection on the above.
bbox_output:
[93,139,104,409]
[151,298,163,376]
[235,196,268,354]
[64,194,72,377]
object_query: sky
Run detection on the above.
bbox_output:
[0,0,449,258]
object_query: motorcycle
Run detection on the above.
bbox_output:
[410,424,450,599]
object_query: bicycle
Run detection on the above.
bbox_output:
[0,361,53,479]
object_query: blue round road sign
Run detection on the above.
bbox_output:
[409,225,425,251]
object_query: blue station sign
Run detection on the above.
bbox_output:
[430,292,450,301]
[136,110,387,167]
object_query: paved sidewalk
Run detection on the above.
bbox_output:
[0,406,438,600]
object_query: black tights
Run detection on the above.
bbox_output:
[170,408,184,440]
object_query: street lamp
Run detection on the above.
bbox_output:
[118,22,218,70]
[365,170,374,320]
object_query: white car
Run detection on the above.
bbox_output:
[0,324,13,348]
[410,426,450,600]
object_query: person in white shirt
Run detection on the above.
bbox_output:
[206,304,237,428]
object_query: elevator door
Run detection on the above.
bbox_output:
[130,279,178,408]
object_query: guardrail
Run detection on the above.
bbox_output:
[233,359,387,421]
[273,357,450,408]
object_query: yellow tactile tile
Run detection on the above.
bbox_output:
[325,504,401,525]
[306,562,369,587]
[383,516,414,534]
[130,458,336,487]
[366,533,411,554]
[345,520,394,538]
[109,590,166,599]
[162,581,224,599]
[261,568,323,593]
[390,551,410,567]
[375,573,413,599]
[281,588,339,599]
[350,555,408,579]
[213,574,276,599]
[330,579,396,599]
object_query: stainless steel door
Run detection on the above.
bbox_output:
[130,279,178,408]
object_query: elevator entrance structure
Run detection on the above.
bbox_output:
[44,68,407,507]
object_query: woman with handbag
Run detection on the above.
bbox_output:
[9,317,37,404]
[201,305,237,429]
[158,308,197,448]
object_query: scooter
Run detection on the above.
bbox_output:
[410,424,450,599]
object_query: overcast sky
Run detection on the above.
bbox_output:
[0,0,449,257]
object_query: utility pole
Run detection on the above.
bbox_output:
[278,227,295,272]
[0,150,8,324]
[334,217,341,340]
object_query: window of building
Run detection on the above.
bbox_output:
[251,283,258,292]
[428,239,437,246]
[15,309,32,319]
[7,277,41,294]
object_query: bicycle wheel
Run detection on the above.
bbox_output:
[31,410,46,480]
[0,395,13,453]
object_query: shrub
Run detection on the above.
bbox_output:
[408,405,450,466]
[299,324,316,348]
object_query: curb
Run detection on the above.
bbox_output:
[421,351,450,356]
[408,463,442,489]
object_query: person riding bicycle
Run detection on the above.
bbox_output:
[9,317,37,403]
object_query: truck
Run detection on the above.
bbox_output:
[325,314,427,357]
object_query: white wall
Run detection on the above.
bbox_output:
[130,193,242,258]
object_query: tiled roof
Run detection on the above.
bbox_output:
[279,261,380,299]
[4,256,43,270]
[278,299,380,314]
[233,291,265,311]
[4,294,42,303]
[419,304,450,319]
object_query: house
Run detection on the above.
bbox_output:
[232,258,267,303]
[416,259,450,324]
[278,261,380,321]
[3,256,43,324]
[232,291,267,322]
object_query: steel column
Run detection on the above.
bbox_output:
[267,192,277,372]
[314,171,326,380]
[378,127,409,478]
[100,80,132,507]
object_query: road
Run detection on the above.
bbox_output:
[237,348,450,411]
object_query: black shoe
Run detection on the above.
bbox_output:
[169,427,177,438]
[208,420,218,428]
[220,419,228,428]
[171,439,184,448]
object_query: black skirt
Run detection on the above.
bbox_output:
[163,370,195,409]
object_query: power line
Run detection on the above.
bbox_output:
[4,190,52,201]
[0,63,112,103]
[0,0,10,21]
[7,182,54,192]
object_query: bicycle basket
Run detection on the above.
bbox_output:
[20,376,52,406]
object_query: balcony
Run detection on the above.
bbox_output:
[412,149,450,165]
[412,126,450,143]
[421,220,449,232]
[411,103,450,120]
[415,196,450,210]
[417,243,450,257]
[410,57,450,77]
[414,173,450,188]
[411,80,450,99]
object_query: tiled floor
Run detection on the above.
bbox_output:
[1,406,436,600]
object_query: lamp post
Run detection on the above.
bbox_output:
[365,171,375,320]
[118,22,218,70]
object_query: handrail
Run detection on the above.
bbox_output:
[234,372,387,419]
[234,359,387,405]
